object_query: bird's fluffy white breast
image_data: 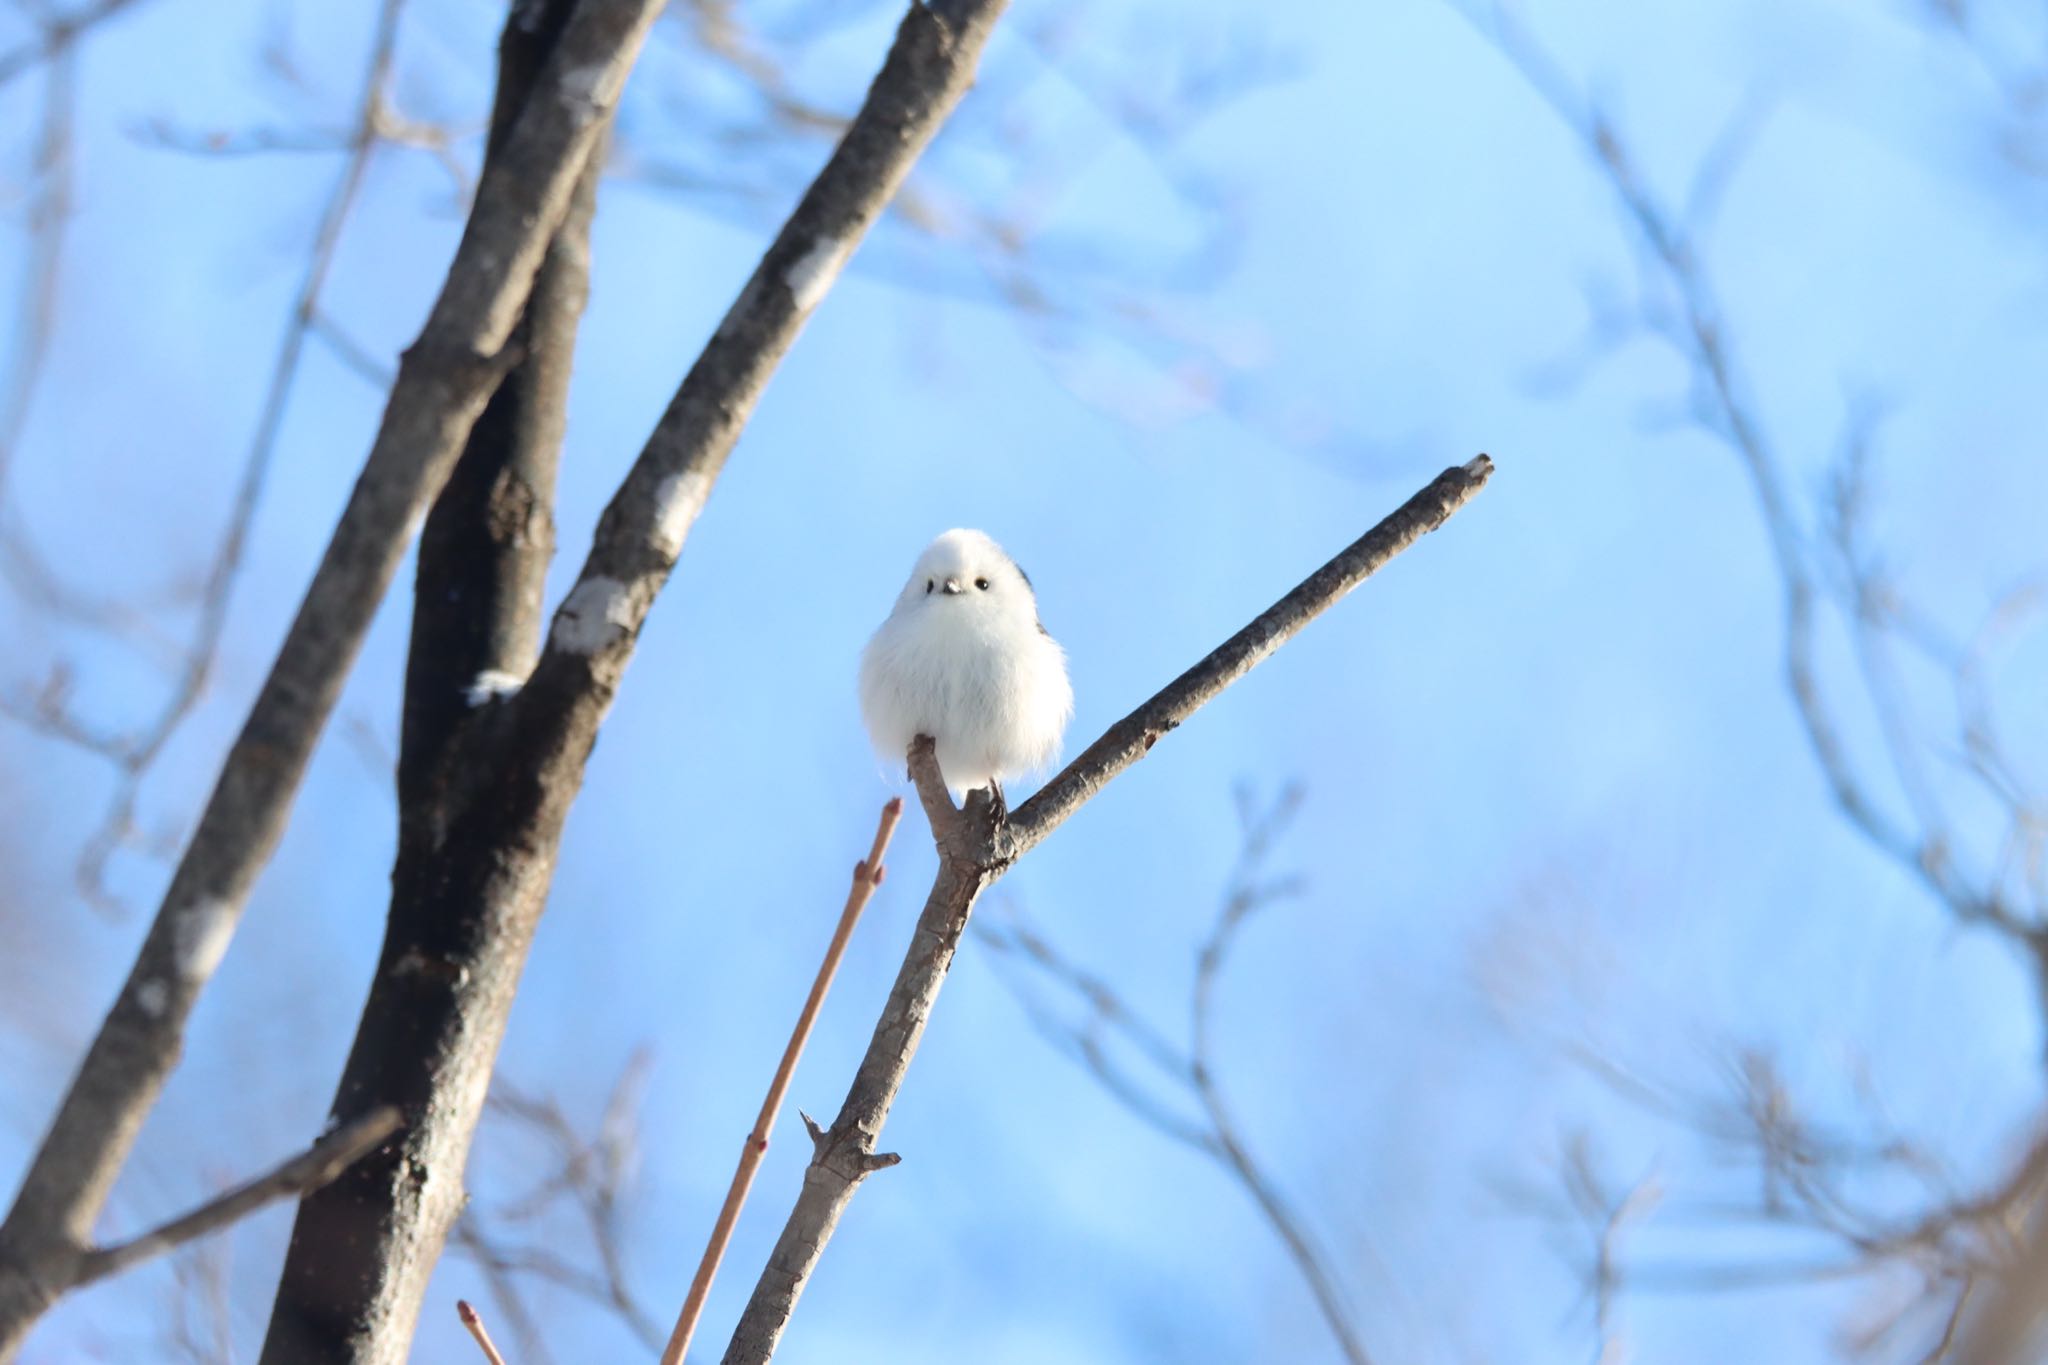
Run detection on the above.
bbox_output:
[860,596,1071,795]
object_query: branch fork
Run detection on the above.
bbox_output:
[906,735,1007,876]
[719,456,1494,1365]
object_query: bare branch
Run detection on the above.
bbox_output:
[0,37,72,492]
[1003,456,1493,859]
[0,0,148,90]
[1462,15,2048,1340]
[661,798,903,1365]
[623,0,1307,459]
[70,1107,401,1290]
[1464,6,2044,956]
[1180,785,1370,1365]
[513,0,1024,736]
[457,1300,509,1365]
[0,0,663,1353]
[159,1237,234,1365]
[451,1054,664,1359]
[450,1221,556,1365]
[724,457,1492,1364]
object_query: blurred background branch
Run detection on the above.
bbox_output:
[1450,4,2048,1359]
[979,782,1374,1365]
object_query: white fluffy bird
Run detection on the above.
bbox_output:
[859,529,1073,802]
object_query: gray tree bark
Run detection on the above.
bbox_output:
[0,0,660,1357]
[259,1,1019,1360]
[259,1,604,1356]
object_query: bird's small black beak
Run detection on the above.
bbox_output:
[940,578,963,595]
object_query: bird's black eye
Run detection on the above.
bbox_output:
[925,579,934,594]
[974,577,990,591]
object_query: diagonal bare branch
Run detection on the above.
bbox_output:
[724,455,1492,1364]
[1003,458,1492,859]
[70,1107,402,1290]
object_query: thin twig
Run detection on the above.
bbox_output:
[458,1299,509,1365]
[69,1106,400,1289]
[0,0,148,90]
[451,1219,556,1365]
[1182,787,1371,1365]
[661,797,903,1365]
[16,0,408,917]
[1464,2,2042,948]
[0,38,72,491]
[456,1054,662,1355]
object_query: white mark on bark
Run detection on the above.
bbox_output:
[135,979,168,1017]
[464,669,526,707]
[549,576,633,656]
[786,236,852,313]
[558,59,625,108]
[651,469,712,557]
[393,946,469,986]
[172,898,235,982]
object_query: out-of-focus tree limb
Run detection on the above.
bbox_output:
[70,1107,402,1290]
[0,0,149,90]
[452,1056,663,1364]
[1446,16,2045,1348]
[978,782,1375,1364]
[0,1,661,1356]
[0,1105,397,1314]
[1,0,406,916]
[1459,3,2044,957]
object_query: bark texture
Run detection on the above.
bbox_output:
[258,4,602,1360]
[260,1,1016,1360]
[722,457,1496,1364]
[0,4,657,1358]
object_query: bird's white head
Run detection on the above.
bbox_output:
[894,528,1038,626]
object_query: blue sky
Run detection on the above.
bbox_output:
[2,0,2045,1361]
